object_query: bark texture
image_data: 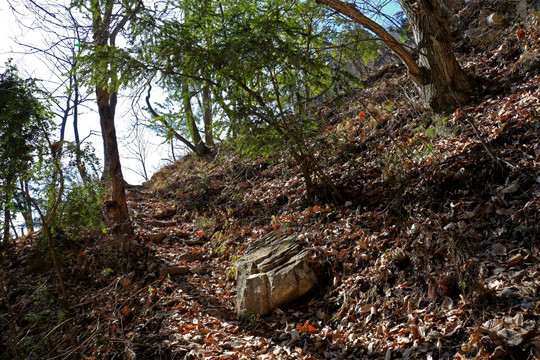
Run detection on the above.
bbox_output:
[96,88,133,247]
[316,0,475,112]
[182,80,212,156]
[92,0,135,253]
[397,0,474,112]
[202,83,215,148]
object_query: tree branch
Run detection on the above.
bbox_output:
[316,0,425,84]
[145,85,197,153]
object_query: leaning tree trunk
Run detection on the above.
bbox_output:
[316,0,474,113]
[96,87,133,253]
[397,0,474,112]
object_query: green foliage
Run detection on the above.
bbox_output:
[101,267,114,277]
[53,179,107,241]
[51,142,104,242]
[63,141,101,183]
[70,0,146,93]
[227,254,239,280]
[337,24,383,69]
[199,0,356,200]
[107,0,378,200]
[0,61,54,241]
[0,61,52,185]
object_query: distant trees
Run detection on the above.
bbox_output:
[122,123,156,181]
[316,0,475,112]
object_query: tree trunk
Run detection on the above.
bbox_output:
[96,87,133,252]
[202,83,215,148]
[3,201,10,243]
[397,0,474,112]
[73,82,89,184]
[293,152,315,204]
[91,0,136,256]
[182,81,211,156]
[19,180,34,233]
[100,124,111,180]
[316,0,474,113]
[171,138,176,161]
[145,85,198,153]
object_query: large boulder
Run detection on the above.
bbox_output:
[235,233,317,317]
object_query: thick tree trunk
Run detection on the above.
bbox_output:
[397,0,474,112]
[96,87,133,252]
[316,0,475,113]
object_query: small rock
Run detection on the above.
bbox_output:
[177,253,203,262]
[184,239,206,246]
[154,207,176,219]
[159,266,190,277]
[147,233,167,243]
[190,265,206,275]
[236,233,317,317]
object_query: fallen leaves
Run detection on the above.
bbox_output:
[2,8,539,359]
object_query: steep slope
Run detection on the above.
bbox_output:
[1,2,539,359]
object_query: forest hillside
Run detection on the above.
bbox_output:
[1,0,539,359]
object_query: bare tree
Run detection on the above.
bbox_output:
[10,1,94,184]
[122,121,156,182]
